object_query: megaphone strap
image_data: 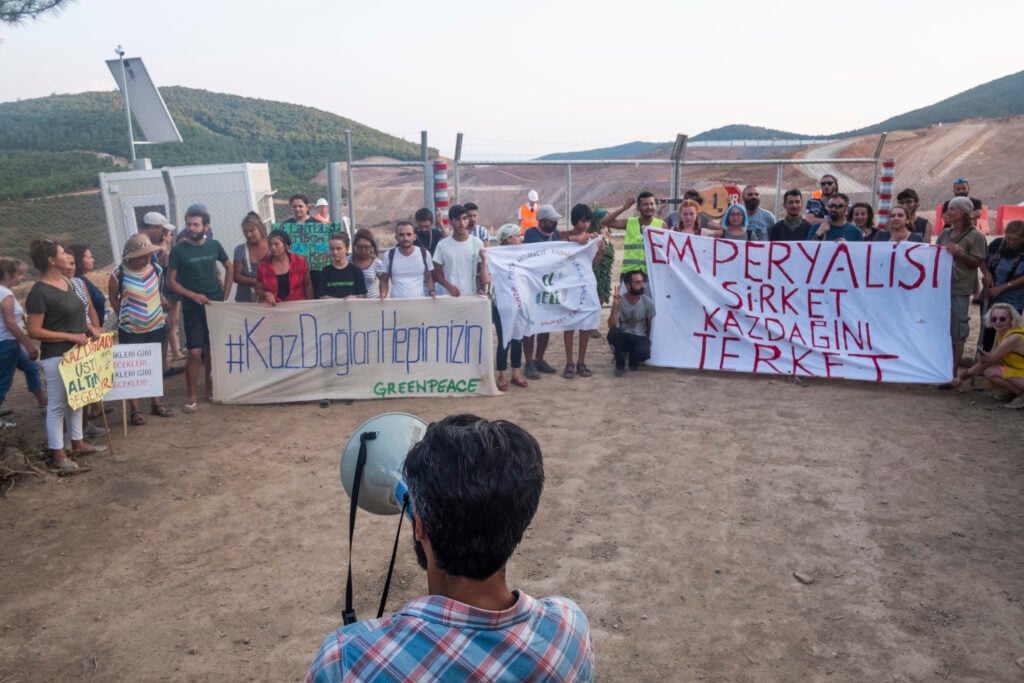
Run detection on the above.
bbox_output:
[377,494,410,619]
[343,431,376,625]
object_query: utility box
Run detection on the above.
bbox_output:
[99,162,274,266]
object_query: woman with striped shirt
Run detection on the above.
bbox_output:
[108,234,174,424]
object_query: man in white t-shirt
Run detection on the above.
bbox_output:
[384,221,436,299]
[433,205,489,297]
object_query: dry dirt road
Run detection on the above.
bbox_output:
[1,315,1023,682]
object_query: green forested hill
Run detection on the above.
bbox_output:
[0,86,435,200]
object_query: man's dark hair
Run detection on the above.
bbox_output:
[783,188,803,201]
[289,194,310,206]
[395,220,414,233]
[185,207,211,226]
[403,414,544,580]
[682,189,704,205]
[448,204,468,221]
[637,191,655,204]
[896,188,919,202]
[832,192,850,206]
[414,208,434,223]
[463,202,479,212]
[820,174,838,188]
[570,203,592,226]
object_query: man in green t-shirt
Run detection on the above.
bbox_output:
[167,207,233,413]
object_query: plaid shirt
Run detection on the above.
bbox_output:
[306,591,594,682]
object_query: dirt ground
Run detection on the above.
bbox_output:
[1,300,1023,682]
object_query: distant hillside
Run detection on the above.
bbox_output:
[539,141,671,161]
[841,70,1024,136]
[539,70,1024,159]
[0,87,436,200]
[690,125,823,142]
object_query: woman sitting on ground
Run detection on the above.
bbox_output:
[25,239,105,471]
[108,234,174,424]
[233,212,269,303]
[255,229,313,304]
[952,303,1024,409]
[351,228,387,300]
[873,206,923,243]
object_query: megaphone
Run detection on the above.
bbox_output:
[339,412,428,516]
[337,412,428,624]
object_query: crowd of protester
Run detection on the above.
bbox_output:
[2,179,1022,470]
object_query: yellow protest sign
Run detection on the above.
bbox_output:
[59,333,116,410]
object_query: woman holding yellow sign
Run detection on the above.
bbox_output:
[25,239,105,472]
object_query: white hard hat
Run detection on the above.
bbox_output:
[527,190,539,202]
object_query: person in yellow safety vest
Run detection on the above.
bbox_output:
[518,190,540,233]
[600,191,663,284]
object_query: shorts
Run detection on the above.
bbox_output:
[950,295,971,344]
[182,307,211,349]
[118,327,167,346]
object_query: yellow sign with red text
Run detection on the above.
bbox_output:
[59,333,115,410]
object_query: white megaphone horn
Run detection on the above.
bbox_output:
[339,412,428,516]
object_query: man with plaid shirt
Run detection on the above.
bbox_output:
[305,414,594,682]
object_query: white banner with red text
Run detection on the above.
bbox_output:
[644,229,953,383]
[207,297,498,403]
[487,239,602,341]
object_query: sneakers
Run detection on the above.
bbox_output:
[84,422,107,437]
[54,458,79,471]
[534,359,557,374]
[0,418,16,430]
[523,362,541,380]
[1004,396,1024,410]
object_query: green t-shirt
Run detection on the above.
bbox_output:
[168,239,229,310]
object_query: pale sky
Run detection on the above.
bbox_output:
[1,0,1021,159]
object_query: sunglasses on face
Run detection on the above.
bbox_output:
[990,316,1008,322]
[828,203,847,209]
[820,181,836,186]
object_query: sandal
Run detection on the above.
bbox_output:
[497,378,509,392]
[183,402,198,414]
[150,404,174,417]
[511,376,528,388]
[130,409,146,426]
[576,363,593,377]
[562,364,576,379]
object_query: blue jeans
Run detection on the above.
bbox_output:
[17,345,43,394]
[0,339,17,408]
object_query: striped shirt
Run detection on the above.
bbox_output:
[115,264,165,333]
[306,592,593,682]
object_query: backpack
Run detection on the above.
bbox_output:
[386,246,431,275]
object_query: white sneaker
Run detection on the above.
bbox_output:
[1003,396,1024,410]
[84,422,107,437]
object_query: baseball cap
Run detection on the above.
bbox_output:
[536,204,561,221]
[495,223,521,244]
[142,211,174,230]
